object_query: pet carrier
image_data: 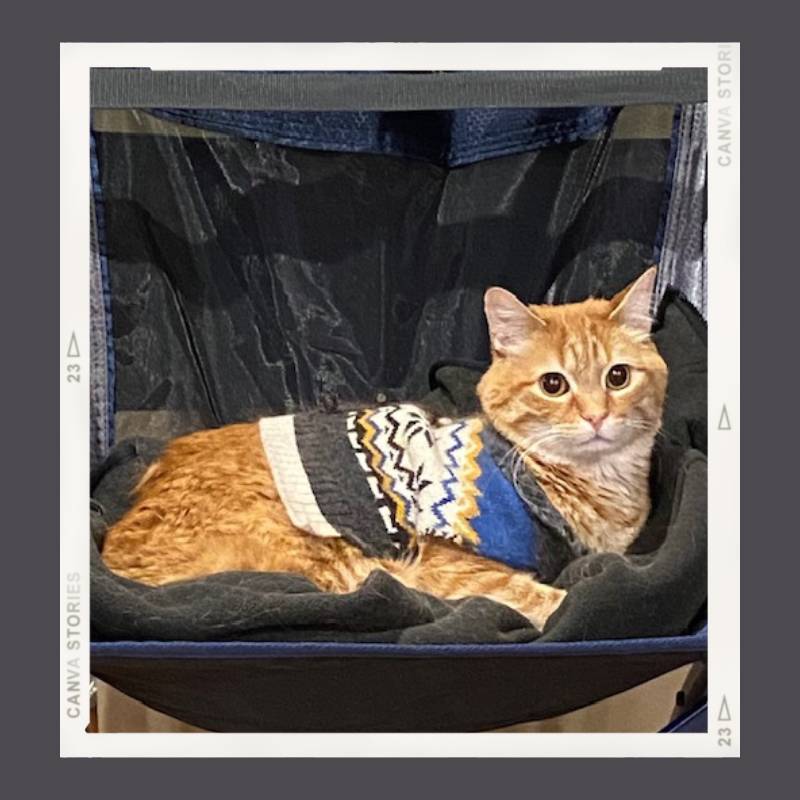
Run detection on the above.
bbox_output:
[89,69,708,732]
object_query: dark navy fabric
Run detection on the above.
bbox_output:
[149,106,614,167]
[660,702,708,733]
[90,640,706,731]
[653,106,682,265]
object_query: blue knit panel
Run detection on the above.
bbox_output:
[472,446,538,571]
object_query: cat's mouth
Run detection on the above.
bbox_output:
[579,431,615,449]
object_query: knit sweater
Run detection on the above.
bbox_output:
[259,404,585,581]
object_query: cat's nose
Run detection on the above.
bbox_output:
[581,411,608,431]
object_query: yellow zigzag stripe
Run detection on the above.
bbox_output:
[451,419,483,545]
[357,410,413,533]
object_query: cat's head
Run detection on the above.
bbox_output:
[477,267,668,467]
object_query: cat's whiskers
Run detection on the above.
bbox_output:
[506,431,567,511]
[623,418,657,431]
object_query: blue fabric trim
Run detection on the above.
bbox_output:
[148,106,615,168]
[90,132,116,451]
[91,629,707,660]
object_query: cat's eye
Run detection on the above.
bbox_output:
[540,372,569,397]
[606,364,631,390]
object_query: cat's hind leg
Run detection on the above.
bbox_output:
[381,538,566,632]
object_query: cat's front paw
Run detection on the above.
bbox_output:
[528,587,567,632]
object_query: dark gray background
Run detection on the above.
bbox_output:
[3,0,776,790]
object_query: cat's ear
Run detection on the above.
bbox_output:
[608,266,658,334]
[484,287,545,356]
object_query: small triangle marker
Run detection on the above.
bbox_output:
[67,332,80,359]
[718,695,731,722]
[718,405,731,431]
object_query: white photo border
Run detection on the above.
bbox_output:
[60,42,739,757]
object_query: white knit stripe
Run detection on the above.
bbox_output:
[258,415,342,539]
[417,419,468,533]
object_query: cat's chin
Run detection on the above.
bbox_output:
[565,439,622,462]
[540,433,637,466]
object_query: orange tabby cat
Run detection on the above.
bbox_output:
[102,267,667,630]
